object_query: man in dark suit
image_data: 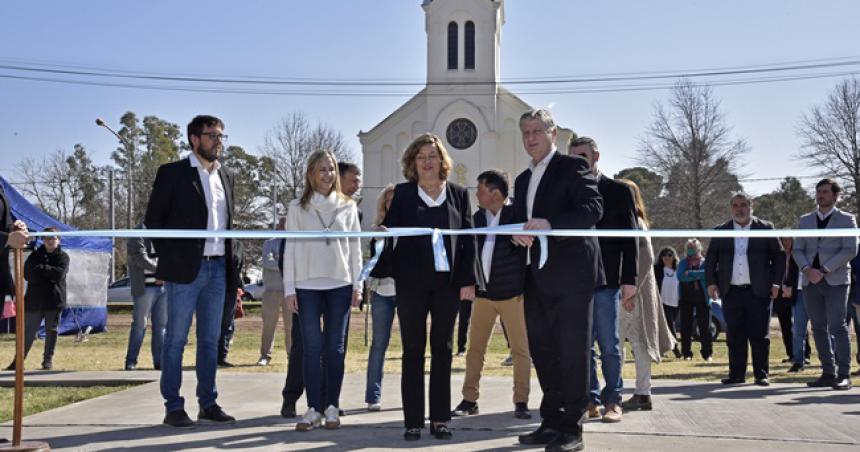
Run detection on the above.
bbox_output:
[145,115,238,427]
[513,109,604,452]
[568,136,637,423]
[705,192,784,386]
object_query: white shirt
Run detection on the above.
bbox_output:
[730,220,752,285]
[189,155,228,256]
[526,148,556,220]
[817,207,836,221]
[481,207,503,283]
[661,267,680,307]
[418,182,447,207]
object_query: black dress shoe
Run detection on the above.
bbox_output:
[518,425,561,445]
[721,377,745,385]
[621,394,653,411]
[163,409,195,428]
[41,361,52,371]
[807,373,837,388]
[429,423,452,439]
[403,428,421,441]
[787,363,804,373]
[833,375,853,391]
[281,401,297,418]
[217,361,235,368]
[198,404,236,423]
[754,378,770,387]
[514,402,532,419]
[451,400,478,416]
[5,362,15,371]
[546,432,584,452]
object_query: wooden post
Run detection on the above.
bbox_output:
[13,248,24,446]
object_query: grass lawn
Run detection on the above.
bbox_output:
[1,305,846,385]
[0,385,135,423]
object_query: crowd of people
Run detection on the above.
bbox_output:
[3,109,860,452]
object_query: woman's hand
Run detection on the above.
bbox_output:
[352,290,363,307]
[286,294,299,314]
[622,298,635,313]
[460,286,475,301]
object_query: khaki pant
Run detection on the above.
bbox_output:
[462,296,531,404]
[260,290,292,360]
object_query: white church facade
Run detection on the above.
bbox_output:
[358,0,573,227]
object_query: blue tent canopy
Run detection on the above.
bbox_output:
[0,176,111,252]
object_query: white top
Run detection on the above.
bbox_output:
[481,207,502,283]
[661,266,680,307]
[731,221,752,285]
[189,155,228,256]
[373,277,396,297]
[817,207,836,221]
[525,148,556,265]
[282,191,362,296]
[418,182,447,207]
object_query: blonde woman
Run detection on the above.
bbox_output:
[364,184,396,412]
[617,179,676,411]
[282,150,362,432]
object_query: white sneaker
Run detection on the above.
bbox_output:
[367,402,381,412]
[324,405,341,429]
[256,357,270,366]
[296,408,321,432]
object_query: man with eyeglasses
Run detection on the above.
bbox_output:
[145,115,239,427]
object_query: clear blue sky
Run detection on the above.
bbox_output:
[1,0,858,196]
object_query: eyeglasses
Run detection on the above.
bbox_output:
[198,132,228,142]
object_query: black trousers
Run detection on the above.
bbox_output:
[457,299,472,353]
[773,297,793,358]
[395,273,459,429]
[679,291,713,359]
[723,286,772,380]
[663,304,679,339]
[22,309,60,364]
[524,270,593,437]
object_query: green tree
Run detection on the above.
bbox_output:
[753,177,815,229]
[614,166,663,216]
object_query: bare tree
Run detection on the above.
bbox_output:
[797,77,860,214]
[637,80,748,229]
[261,112,355,211]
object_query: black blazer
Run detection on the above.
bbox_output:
[0,185,14,297]
[512,152,605,296]
[144,158,236,284]
[705,217,785,299]
[373,181,476,289]
[24,244,70,312]
[473,204,526,300]
[596,174,638,287]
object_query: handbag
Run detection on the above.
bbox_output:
[2,295,15,319]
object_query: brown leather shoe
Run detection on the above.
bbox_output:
[585,402,601,419]
[602,403,622,423]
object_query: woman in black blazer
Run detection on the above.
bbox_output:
[376,133,475,441]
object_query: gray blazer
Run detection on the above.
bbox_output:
[126,231,159,298]
[792,208,859,287]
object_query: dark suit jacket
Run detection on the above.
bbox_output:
[596,174,638,287]
[0,185,14,297]
[372,181,476,289]
[512,152,605,296]
[144,158,236,284]
[705,217,784,299]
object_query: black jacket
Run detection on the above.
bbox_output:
[0,185,14,298]
[705,217,785,299]
[372,181,476,289]
[473,205,526,300]
[144,158,237,284]
[512,152,605,296]
[596,174,639,288]
[24,244,70,312]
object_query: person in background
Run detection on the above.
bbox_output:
[677,238,713,361]
[364,184,397,412]
[654,247,682,359]
[124,223,167,371]
[848,244,860,377]
[782,237,812,373]
[283,149,363,432]
[5,227,68,371]
[618,180,675,411]
[258,216,290,367]
[217,240,245,367]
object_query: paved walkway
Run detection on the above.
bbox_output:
[1,371,859,451]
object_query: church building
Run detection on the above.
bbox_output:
[358,0,573,226]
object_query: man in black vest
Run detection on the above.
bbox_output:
[145,115,238,427]
[705,192,784,386]
[452,169,531,420]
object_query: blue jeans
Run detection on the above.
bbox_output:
[792,290,810,365]
[589,287,623,406]
[160,258,226,413]
[365,292,396,404]
[125,285,167,368]
[297,285,352,411]
[804,281,851,376]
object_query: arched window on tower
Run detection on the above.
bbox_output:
[464,21,475,70]
[447,21,458,70]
